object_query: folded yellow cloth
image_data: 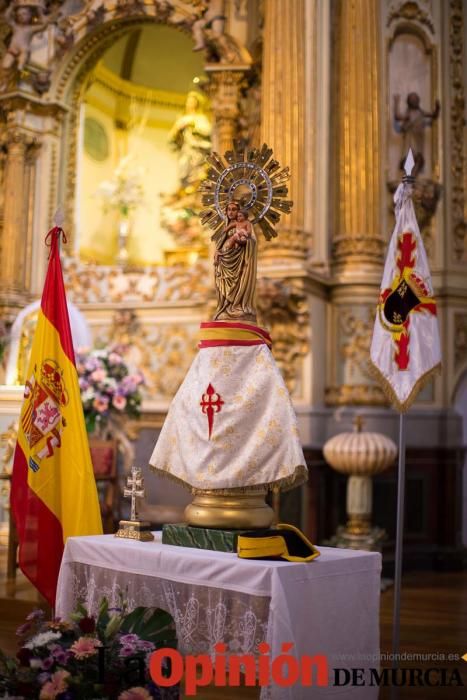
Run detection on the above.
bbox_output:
[237,523,320,562]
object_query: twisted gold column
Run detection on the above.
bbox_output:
[260,0,308,260]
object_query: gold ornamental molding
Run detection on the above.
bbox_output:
[449,0,467,262]
[386,1,435,34]
[258,227,309,260]
[88,63,187,109]
[204,67,248,152]
[126,412,167,439]
[325,304,388,407]
[331,235,386,266]
[62,257,213,304]
[454,313,467,372]
[325,385,388,407]
[256,277,309,396]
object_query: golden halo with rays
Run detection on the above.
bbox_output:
[199,142,293,241]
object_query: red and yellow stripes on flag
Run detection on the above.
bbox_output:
[11,228,102,606]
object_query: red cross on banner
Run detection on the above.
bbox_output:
[200,383,224,439]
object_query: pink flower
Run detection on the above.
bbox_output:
[39,669,70,699]
[129,373,144,386]
[118,688,152,700]
[112,395,127,411]
[91,368,107,382]
[119,644,136,657]
[26,609,45,622]
[84,357,101,372]
[108,352,123,365]
[16,621,31,636]
[79,377,90,391]
[69,636,102,659]
[93,395,109,413]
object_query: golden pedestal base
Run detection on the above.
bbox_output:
[184,490,274,529]
[115,520,154,542]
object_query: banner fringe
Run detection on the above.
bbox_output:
[367,361,441,413]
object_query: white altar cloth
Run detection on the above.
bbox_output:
[56,533,381,699]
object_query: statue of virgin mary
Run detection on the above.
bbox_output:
[213,200,257,323]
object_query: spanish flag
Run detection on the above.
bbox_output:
[11,227,103,606]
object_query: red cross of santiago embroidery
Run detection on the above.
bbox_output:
[200,384,224,440]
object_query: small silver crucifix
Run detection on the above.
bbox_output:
[124,465,145,523]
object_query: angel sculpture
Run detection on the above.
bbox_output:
[2,2,49,72]
[200,143,293,323]
[393,92,440,176]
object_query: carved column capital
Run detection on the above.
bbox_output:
[205,66,248,152]
[0,113,40,153]
[332,235,386,266]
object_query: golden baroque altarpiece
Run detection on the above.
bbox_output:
[0,0,465,446]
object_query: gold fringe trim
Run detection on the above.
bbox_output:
[367,360,441,413]
[149,463,308,495]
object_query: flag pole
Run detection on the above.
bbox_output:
[390,154,414,700]
[54,208,64,252]
[391,413,406,669]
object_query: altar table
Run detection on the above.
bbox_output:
[56,533,381,699]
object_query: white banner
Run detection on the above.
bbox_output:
[370,181,441,411]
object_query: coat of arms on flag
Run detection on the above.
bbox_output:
[22,359,69,473]
[370,152,441,411]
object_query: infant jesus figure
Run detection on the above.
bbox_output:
[223,208,253,250]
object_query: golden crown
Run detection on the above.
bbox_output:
[41,360,68,406]
[407,272,430,299]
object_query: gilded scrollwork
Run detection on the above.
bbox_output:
[205,69,247,153]
[96,309,198,401]
[258,227,309,260]
[325,385,388,407]
[0,420,17,476]
[256,277,309,395]
[0,420,18,516]
[454,313,467,371]
[386,0,435,34]
[449,0,466,261]
[0,1,251,96]
[326,307,387,407]
[332,235,385,266]
[63,257,213,305]
[339,308,376,382]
